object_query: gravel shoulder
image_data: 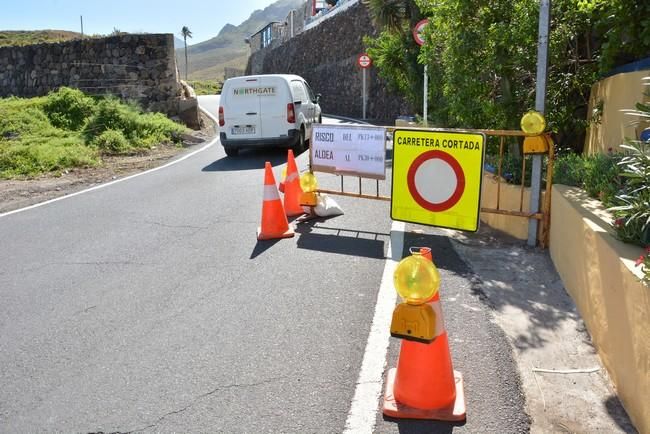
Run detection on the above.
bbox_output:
[444,226,637,433]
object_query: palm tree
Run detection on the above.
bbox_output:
[362,0,420,34]
[181,26,193,80]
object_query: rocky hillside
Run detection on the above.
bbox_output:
[175,0,303,80]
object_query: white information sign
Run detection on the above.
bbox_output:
[310,124,386,180]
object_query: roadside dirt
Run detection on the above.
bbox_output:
[0,114,217,214]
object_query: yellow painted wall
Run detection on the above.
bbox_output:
[585,70,650,155]
[480,173,545,241]
[549,185,649,433]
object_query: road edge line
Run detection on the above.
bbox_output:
[343,220,405,433]
[0,137,217,219]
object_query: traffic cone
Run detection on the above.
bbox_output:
[279,167,287,194]
[257,162,294,240]
[283,150,304,217]
[382,248,466,421]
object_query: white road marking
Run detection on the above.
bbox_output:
[0,137,217,219]
[344,221,405,434]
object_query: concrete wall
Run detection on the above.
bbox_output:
[246,1,411,123]
[584,70,650,155]
[549,185,649,433]
[480,173,545,241]
[0,34,188,118]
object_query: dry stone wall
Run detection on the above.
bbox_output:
[0,34,186,117]
[246,2,411,123]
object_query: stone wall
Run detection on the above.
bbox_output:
[0,34,192,119]
[246,2,411,123]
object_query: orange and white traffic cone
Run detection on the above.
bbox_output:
[257,162,294,240]
[278,167,287,194]
[283,149,304,217]
[383,247,466,421]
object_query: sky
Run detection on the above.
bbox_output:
[0,0,278,44]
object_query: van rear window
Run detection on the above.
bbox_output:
[232,87,276,96]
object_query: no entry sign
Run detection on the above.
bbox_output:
[391,129,486,232]
[358,53,372,69]
[413,19,429,46]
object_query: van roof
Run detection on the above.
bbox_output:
[224,74,305,83]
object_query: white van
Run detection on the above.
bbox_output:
[218,74,322,157]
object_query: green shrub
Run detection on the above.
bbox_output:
[552,151,622,204]
[42,87,96,131]
[187,80,222,96]
[92,129,130,154]
[82,97,137,141]
[552,153,586,187]
[0,138,98,178]
[583,152,622,205]
[83,97,186,150]
[129,112,187,148]
[0,97,50,137]
[1,91,186,178]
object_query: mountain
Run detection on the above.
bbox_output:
[174,36,185,50]
[176,0,304,80]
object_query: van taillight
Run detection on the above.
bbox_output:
[218,106,225,127]
[287,103,296,124]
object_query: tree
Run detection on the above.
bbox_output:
[362,0,420,34]
[363,0,424,117]
[365,0,650,152]
[181,26,193,80]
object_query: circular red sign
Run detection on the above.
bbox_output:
[357,53,372,69]
[406,150,465,212]
[413,19,429,46]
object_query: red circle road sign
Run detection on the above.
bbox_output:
[413,19,429,46]
[357,53,372,69]
[406,150,465,212]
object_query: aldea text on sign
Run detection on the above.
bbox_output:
[311,124,386,179]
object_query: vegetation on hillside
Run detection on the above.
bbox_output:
[175,0,303,80]
[0,87,187,178]
[187,80,222,96]
[363,0,650,153]
[0,30,81,47]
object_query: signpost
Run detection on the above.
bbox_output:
[358,53,372,119]
[391,129,486,231]
[413,19,429,126]
[311,124,386,179]
[528,0,551,247]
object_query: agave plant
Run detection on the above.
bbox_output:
[610,140,650,245]
[609,91,650,247]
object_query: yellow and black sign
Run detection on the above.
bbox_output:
[391,129,486,231]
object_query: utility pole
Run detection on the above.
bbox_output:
[80,15,84,38]
[528,0,551,247]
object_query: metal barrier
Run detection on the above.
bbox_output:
[311,126,555,248]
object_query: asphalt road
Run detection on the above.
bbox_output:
[0,96,528,433]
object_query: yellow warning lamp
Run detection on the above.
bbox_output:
[393,253,440,304]
[300,172,318,192]
[390,251,441,343]
[520,110,546,135]
[299,172,319,207]
[523,134,552,154]
[521,111,550,154]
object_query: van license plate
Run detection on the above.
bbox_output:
[232,126,255,135]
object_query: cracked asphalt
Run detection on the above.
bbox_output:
[1,101,531,433]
